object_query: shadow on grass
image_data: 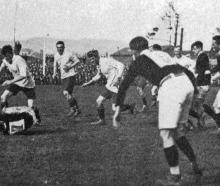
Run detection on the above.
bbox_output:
[16,127,68,136]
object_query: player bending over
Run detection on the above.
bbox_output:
[113,36,202,185]
[82,50,135,125]
[0,44,40,123]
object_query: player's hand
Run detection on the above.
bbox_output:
[63,65,69,73]
[113,106,121,129]
[2,80,11,86]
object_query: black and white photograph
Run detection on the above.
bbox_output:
[0,0,219,185]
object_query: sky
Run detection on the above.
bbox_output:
[0,0,220,50]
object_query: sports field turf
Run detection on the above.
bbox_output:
[0,85,219,186]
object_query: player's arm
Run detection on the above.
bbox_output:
[81,67,101,87]
[63,55,80,72]
[115,60,140,107]
[0,60,6,73]
[113,59,140,128]
[2,60,26,86]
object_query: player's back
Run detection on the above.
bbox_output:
[99,57,124,78]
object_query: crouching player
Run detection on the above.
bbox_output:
[0,106,40,135]
[113,36,202,185]
[0,45,40,123]
[82,50,135,125]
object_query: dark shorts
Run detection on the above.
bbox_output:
[101,87,117,104]
[62,76,76,94]
[7,84,36,99]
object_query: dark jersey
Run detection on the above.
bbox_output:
[116,54,196,106]
[195,52,211,86]
[211,55,220,74]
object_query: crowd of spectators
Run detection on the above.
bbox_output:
[0,55,106,86]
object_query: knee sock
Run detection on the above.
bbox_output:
[164,145,180,175]
[120,104,131,112]
[1,101,8,109]
[189,109,200,119]
[142,98,147,106]
[214,113,220,128]
[175,136,196,162]
[97,106,105,120]
[68,97,79,110]
[203,104,216,119]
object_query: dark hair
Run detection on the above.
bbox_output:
[56,41,65,47]
[152,44,162,51]
[191,41,203,50]
[1,45,13,56]
[87,49,99,58]
[213,35,220,45]
[129,36,148,51]
[14,41,22,50]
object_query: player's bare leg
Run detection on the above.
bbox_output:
[28,99,41,124]
[91,95,106,125]
[64,90,80,117]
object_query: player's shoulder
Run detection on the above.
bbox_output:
[54,52,59,59]
[13,55,26,64]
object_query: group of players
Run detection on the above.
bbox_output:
[1,34,220,185]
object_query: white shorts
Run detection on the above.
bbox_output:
[213,89,220,114]
[157,74,194,129]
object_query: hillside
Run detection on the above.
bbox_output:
[0,37,127,55]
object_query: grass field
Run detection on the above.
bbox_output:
[0,85,219,186]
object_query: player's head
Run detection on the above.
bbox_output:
[212,35,220,51]
[129,36,148,59]
[191,41,203,56]
[14,41,22,55]
[1,45,13,63]
[56,41,65,55]
[173,46,181,58]
[87,49,99,65]
[152,44,162,51]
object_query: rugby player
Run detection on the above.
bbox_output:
[53,41,81,117]
[0,44,40,123]
[82,50,135,125]
[113,36,202,185]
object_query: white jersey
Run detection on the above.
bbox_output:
[93,57,125,93]
[173,55,196,75]
[54,51,79,79]
[1,55,35,88]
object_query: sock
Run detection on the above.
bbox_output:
[142,98,147,106]
[189,109,200,119]
[203,104,216,119]
[164,145,179,167]
[175,136,196,162]
[120,104,131,112]
[214,113,220,128]
[1,101,8,109]
[97,106,105,120]
[68,98,79,110]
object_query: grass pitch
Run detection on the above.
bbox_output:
[0,85,219,186]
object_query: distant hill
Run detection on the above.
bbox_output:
[0,37,127,55]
